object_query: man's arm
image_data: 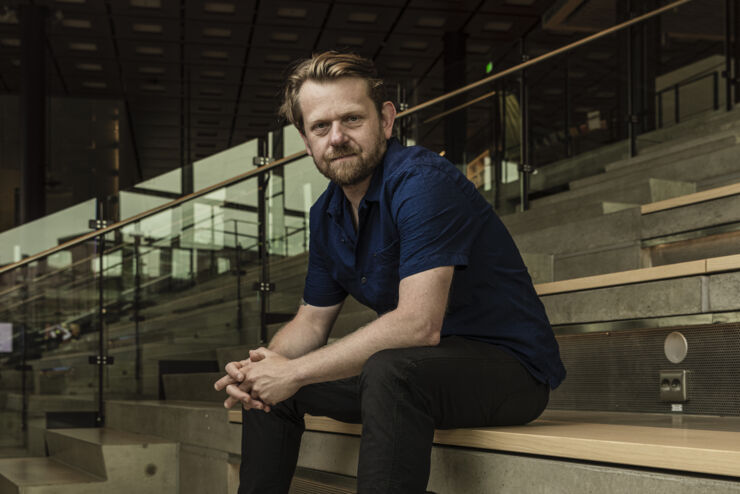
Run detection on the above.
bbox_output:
[268,300,344,358]
[239,266,453,406]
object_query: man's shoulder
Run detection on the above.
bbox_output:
[383,140,460,186]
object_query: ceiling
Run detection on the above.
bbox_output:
[0,0,726,184]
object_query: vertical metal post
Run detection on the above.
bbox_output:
[735,0,740,104]
[726,0,734,111]
[257,138,270,344]
[658,91,663,128]
[20,266,29,438]
[133,236,142,396]
[564,55,572,158]
[19,5,48,225]
[519,38,531,212]
[626,19,637,157]
[234,220,244,339]
[714,72,720,110]
[674,84,680,124]
[96,229,105,426]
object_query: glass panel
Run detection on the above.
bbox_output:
[0,198,97,265]
[193,138,259,190]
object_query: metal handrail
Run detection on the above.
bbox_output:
[0,0,694,277]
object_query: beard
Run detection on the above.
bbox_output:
[314,132,387,187]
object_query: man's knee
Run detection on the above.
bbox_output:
[360,348,416,391]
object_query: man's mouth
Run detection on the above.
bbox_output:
[330,154,355,162]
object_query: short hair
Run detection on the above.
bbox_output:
[279,51,386,134]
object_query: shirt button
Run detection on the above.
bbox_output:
[361,276,367,284]
[341,238,346,243]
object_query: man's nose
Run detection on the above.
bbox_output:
[329,122,348,146]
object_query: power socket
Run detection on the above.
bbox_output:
[659,370,688,402]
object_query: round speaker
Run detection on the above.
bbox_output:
[664,331,688,364]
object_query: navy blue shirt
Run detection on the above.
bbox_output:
[304,138,566,389]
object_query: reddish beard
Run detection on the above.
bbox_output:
[316,137,387,187]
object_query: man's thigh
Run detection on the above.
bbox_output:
[362,336,549,429]
[292,376,363,424]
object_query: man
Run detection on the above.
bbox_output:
[214,51,566,494]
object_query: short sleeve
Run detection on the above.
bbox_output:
[302,212,348,307]
[392,167,485,280]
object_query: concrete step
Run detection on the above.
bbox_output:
[106,400,241,494]
[541,268,740,326]
[501,201,637,237]
[530,176,696,212]
[161,372,223,402]
[573,130,740,189]
[0,457,103,494]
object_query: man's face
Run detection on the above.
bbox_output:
[298,77,395,187]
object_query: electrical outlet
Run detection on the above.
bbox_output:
[659,370,688,402]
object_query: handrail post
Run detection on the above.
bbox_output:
[674,83,680,124]
[714,71,720,110]
[564,55,572,158]
[234,219,244,342]
[626,17,637,157]
[20,265,29,442]
[726,0,734,111]
[133,235,142,397]
[96,230,105,426]
[519,38,531,212]
[256,137,270,345]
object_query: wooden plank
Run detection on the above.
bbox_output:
[231,412,740,477]
[534,259,706,296]
[641,182,740,214]
[706,254,740,273]
[433,421,740,478]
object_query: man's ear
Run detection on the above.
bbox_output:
[299,130,313,156]
[380,101,397,140]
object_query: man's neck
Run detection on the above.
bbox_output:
[342,175,372,212]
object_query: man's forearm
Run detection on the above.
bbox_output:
[290,307,439,388]
[267,318,328,359]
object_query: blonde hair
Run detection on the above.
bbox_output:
[279,51,386,134]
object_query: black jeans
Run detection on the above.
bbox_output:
[238,336,549,494]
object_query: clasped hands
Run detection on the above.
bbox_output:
[213,347,299,412]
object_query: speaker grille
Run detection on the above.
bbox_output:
[549,322,740,416]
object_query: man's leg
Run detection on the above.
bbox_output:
[357,336,549,494]
[238,377,362,494]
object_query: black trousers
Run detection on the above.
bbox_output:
[238,336,549,494]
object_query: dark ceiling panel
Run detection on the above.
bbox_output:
[57,57,120,82]
[48,35,117,59]
[245,47,310,70]
[121,60,180,81]
[184,0,257,22]
[242,67,284,87]
[379,33,442,59]
[183,20,251,46]
[112,15,181,41]
[250,25,320,50]
[313,29,383,58]
[117,39,181,62]
[189,82,239,101]
[184,42,247,66]
[189,98,234,115]
[408,0,481,11]
[392,8,469,36]
[49,0,108,15]
[325,4,401,33]
[479,0,548,16]
[256,1,330,28]
[108,0,182,19]
[126,78,181,97]
[187,64,243,85]
[48,13,112,38]
[190,114,232,129]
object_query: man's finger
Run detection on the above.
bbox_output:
[224,360,246,382]
[213,374,236,391]
[249,349,266,362]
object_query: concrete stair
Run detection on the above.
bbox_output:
[0,428,177,494]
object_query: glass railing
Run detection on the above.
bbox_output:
[4,0,738,448]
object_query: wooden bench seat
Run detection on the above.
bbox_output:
[641,182,740,214]
[534,253,740,295]
[228,409,740,478]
